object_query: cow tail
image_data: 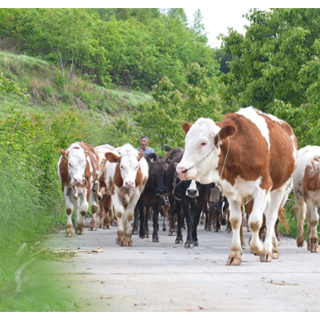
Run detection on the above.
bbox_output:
[278,206,289,232]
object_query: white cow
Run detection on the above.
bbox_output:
[103,144,149,246]
[58,142,100,236]
[293,145,320,253]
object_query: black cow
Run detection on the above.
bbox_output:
[166,149,213,248]
[133,153,168,242]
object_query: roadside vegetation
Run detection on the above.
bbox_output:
[0,8,320,311]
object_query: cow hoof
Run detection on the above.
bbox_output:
[296,237,304,247]
[184,241,194,249]
[272,252,280,259]
[163,227,166,232]
[76,228,83,235]
[259,250,273,262]
[132,229,138,235]
[226,251,242,266]
[153,238,159,243]
[65,230,73,237]
[168,230,176,236]
[175,238,183,244]
[89,224,97,231]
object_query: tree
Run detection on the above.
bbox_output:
[134,64,223,152]
[220,8,320,147]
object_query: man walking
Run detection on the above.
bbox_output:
[136,136,155,154]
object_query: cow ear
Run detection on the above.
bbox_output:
[182,122,192,135]
[105,152,120,163]
[60,148,69,159]
[137,149,144,161]
[219,125,237,140]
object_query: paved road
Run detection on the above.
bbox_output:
[38,217,320,312]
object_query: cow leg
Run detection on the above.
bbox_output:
[138,201,147,239]
[181,198,193,248]
[64,192,74,237]
[123,195,140,246]
[102,195,112,229]
[191,204,203,247]
[168,195,177,236]
[89,191,98,231]
[76,189,88,235]
[306,200,319,253]
[152,199,161,242]
[99,196,106,229]
[261,187,286,262]
[295,191,306,247]
[132,205,139,235]
[226,200,243,266]
[175,202,184,244]
[113,194,125,246]
[248,189,268,259]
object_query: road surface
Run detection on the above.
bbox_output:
[37,217,320,312]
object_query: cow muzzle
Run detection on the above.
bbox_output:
[124,181,135,188]
[73,178,85,186]
[156,188,167,196]
[186,189,199,198]
[176,166,190,180]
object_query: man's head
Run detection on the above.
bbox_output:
[139,136,149,150]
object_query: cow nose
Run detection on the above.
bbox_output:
[74,179,83,186]
[157,188,167,195]
[176,166,188,180]
[187,189,198,197]
[125,181,135,188]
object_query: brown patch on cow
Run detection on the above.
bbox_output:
[214,112,295,192]
[114,163,123,188]
[135,166,143,186]
[218,125,237,140]
[258,113,297,191]
[182,122,193,135]
[105,152,120,163]
[60,148,69,158]
[230,217,240,229]
[278,206,289,232]
[127,213,133,222]
[91,205,98,213]
[66,208,72,215]
[303,159,320,194]
[137,149,143,161]
[116,211,123,219]
[80,210,86,217]
[249,221,261,232]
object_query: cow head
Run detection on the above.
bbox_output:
[60,147,87,186]
[176,118,236,184]
[186,179,199,198]
[147,158,168,196]
[106,147,144,188]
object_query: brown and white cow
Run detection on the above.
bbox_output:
[103,144,149,246]
[293,145,320,253]
[58,142,100,237]
[94,144,116,228]
[176,107,298,265]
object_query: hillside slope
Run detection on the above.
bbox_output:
[0,51,152,119]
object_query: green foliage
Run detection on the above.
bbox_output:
[220,8,320,147]
[134,63,223,153]
[0,8,219,90]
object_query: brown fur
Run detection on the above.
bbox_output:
[59,142,99,195]
[212,113,297,191]
[303,161,320,194]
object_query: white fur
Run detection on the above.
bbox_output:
[236,106,270,149]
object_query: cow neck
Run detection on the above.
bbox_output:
[217,137,230,193]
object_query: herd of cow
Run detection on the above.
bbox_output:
[57,106,320,266]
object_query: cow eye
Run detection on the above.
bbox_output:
[68,163,72,167]
[201,142,207,147]
[120,166,124,170]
